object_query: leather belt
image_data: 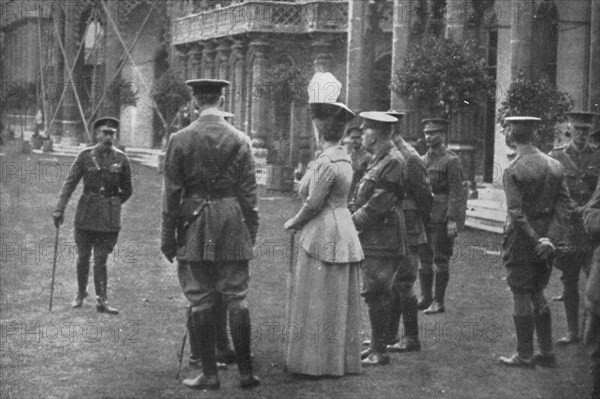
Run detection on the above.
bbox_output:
[184,191,236,200]
[84,189,118,198]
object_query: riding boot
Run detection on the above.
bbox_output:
[557,292,580,345]
[95,278,118,314]
[73,258,90,308]
[389,295,421,352]
[215,296,236,364]
[183,308,220,390]
[229,306,260,388]
[417,269,433,310]
[187,307,202,368]
[424,271,448,314]
[498,315,535,368]
[362,307,390,366]
[387,290,402,345]
[533,311,556,367]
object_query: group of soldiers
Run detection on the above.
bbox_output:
[51,76,600,397]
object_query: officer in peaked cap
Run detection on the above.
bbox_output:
[378,110,433,353]
[418,118,466,315]
[52,116,132,314]
[350,111,408,366]
[346,125,373,202]
[549,111,600,345]
[161,79,259,390]
[498,116,571,368]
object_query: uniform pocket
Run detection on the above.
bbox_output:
[74,195,91,226]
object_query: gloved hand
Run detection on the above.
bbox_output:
[536,237,556,261]
[52,211,64,228]
[161,245,176,264]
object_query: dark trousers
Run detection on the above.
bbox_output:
[74,229,118,299]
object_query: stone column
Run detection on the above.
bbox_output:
[346,0,378,112]
[249,39,269,145]
[391,0,417,110]
[61,17,83,144]
[201,43,216,78]
[216,43,231,110]
[509,0,536,79]
[589,0,600,117]
[346,0,368,110]
[230,40,246,130]
[188,44,203,80]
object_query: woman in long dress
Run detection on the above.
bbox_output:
[283,102,364,376]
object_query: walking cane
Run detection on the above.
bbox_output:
[49,225,60,311]
[176,306,191,380]
[284,230,296,372]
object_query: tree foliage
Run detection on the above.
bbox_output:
[497,72,573,151]
[151,69,190,136]
[392,34,495,119]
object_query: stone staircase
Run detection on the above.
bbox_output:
[465,184,506,234]
[32,142,162,169]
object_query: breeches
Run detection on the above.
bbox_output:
[74,229,118,293]
[419,223,454,273]
[361,256,399,310]
[392,245,419,297]
[512,290,550,317]
[178,260,249,311]
[554,250,591,295]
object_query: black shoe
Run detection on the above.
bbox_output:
[240,374,261,389]
[423,301,445,314]
[533,352,556,368]
[71,292,88,308]
[361,352,390,366]
[360,348,373,360]
[498,354,535,368]
[551,294,564,302]
[417,297,432,310]
[556,333,579,346]
[182,373,220,390]
[96,299,119,314]
[387,338,421,353]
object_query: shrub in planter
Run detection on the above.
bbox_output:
[497,72,573,152]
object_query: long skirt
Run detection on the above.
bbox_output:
[285,249,362,376]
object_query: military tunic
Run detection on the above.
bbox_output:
[351,142,407,307]
[584,177,600,399]
[419,146,465,273]
[348,146,373,201]
[161,108,258,309]
[502,147,571,293]
[55,144,132,298]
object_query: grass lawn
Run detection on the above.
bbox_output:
[0,144,592,398]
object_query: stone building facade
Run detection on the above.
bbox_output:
[0,0,167,147]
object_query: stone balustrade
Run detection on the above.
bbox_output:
[171,0,349,45]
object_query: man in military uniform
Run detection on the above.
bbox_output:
[584,172,600,399]
[498,116,571,368]
[418,119,466,314]
[549,112,599,345]
[347,126,373,201]
[384,110,433,352]
[161,79,259,390]
[350,111,407,366]
[52,117,132,314]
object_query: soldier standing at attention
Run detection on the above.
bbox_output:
[347,126,373,201]
[350,111,407,366]
[161,79,259,390]
[549,111,600,345]
[384,110,433,352]
[418,119,466,314]
[498,116,571,368]
[583,170,600,399]
[52,117,132,314]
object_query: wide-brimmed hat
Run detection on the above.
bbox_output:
[309,102,356,123]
